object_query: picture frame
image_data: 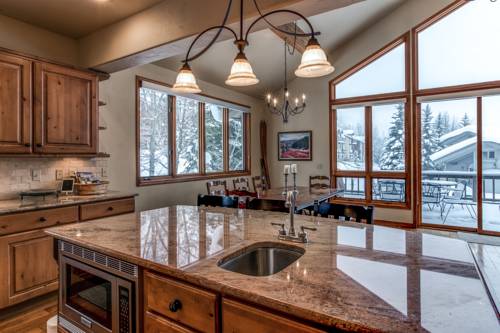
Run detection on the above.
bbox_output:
[278,131,312,161]
[60,178,75,195]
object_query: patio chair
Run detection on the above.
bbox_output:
[441,182,477,223]
[422,183,442,211]
[378,180,405,202]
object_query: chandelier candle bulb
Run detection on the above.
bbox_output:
[302,94,306,102]
[267,94,271,103]
[295,98,299,106]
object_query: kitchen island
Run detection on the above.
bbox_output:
[46,205,500,333]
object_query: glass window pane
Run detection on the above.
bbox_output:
[176,96,199,174]
[336,107,365,171]
[336,43,405,99]
[420,98,477,228]
[372,179,405,203]
[205,104,224,173]
[418,1,500,89]
[372,103,405,171]
[139,87,169,178]
[229,110,245,171]
[336,177,365,199]
[482,95,500,233]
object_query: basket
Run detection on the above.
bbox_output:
[74,181,109,195]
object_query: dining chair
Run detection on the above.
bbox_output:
[317,202,374,224]
[206,180,228,195]
[233,177,250,191]
[252,176,268,192]
[197,194,238,208]
[309,175,330,189]
[246,198,289,213]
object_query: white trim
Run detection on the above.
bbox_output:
[416,88,500,103]
[331,97,407,109]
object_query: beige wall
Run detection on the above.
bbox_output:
[265,0,455,223]
[0,14,78,65]
[99,64,265,212]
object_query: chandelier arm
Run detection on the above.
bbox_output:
[244,9,319,43]
[251,0,318,39]
[184,0,234,63]
[185,25,238,63]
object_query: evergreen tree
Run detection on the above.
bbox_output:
[434,112,446,149]
[442,112,451,134]
[460,112,471,127]
[421,104,438,170]
[379,104,405,170]
[205,105,224,172]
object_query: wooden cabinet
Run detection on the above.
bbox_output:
[0,52,32,154]
[222,299,326,333]
[144,272,218,333]
[34,62,98,154]
[0,49,99,155]
[145,311,197,333]
[79,198,135,221]
[0,229,59,308]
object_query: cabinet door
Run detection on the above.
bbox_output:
[0,52,32,153]
[0,230,59,309]
[34,62,97,154]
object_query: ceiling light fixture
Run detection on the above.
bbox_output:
[172,0,334,94]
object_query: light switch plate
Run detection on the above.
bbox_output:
[56,169,63,180]
[31,169,41,181]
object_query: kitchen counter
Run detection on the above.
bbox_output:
[46,206,500,332]
[0,191,137,215]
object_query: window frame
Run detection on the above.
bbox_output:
[329,33,411,209]
[135,76,251,186]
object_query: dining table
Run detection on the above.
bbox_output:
[257,186,343,213]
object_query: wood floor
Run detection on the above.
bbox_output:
[0,292,57,333]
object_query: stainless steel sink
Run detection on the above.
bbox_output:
[218,243,305,276]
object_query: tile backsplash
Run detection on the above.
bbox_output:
[0,157,108,200]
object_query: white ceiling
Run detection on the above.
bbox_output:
[155,0,406,98]
[0,0,164,38]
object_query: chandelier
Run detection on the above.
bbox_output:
[266,36,306,123]
[172,0,334,94]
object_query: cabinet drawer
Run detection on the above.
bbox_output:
[145,311,196,333]
[0,206,78,236]
[222,299,325,333]
[145,272,217,333]
[79,198,135,221]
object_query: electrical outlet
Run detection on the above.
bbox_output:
[31,169,41,181]
[55,169,63,180]
[101,167,107,178]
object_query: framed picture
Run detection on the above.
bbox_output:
[278,131,312,161]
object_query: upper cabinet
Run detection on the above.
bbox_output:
[0,49,99,156]
[0,53,32,154]
[34,62,97,154]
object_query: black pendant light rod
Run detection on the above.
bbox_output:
[182,0,320,65]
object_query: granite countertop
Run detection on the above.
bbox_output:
[0,191,137,215]
[46,206,500,332]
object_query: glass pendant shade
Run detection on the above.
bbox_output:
[295,38,334,78]
[225,52,259,86]
[172,63,201,93]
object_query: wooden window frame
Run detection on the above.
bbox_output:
[412,0,500,236]
[136,76,251,186]
[329,33,411,209]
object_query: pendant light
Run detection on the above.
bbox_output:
[173,0,333,94]
[295,37,334,78]
[172,63,201,93]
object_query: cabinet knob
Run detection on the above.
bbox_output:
[39,217,47,223]
[36,143,42,148]
[24,144,30,147]
[168,299,182,313]
[107,206,114,211]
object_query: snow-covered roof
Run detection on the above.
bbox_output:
[439,125,476,143]
[431,137,500,161]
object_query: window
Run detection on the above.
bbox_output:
[330,35,410,208]
[136,77,250,185]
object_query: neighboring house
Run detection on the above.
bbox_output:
[337,129,365,164]
[440,125,476,147]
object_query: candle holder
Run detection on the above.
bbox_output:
[282,174,289,195]
[293,173,297,192]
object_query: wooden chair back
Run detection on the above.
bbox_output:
[197,194,238,208]
[247,198,289,213]
[309,175,330,189]
[233,177,250,191]
[318,203,374,224]
[206,180,228,195]
[252,176,268,192]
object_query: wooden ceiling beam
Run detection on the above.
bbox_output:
[271,22,309,53]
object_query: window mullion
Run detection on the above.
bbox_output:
[365,106,373,202]
[171,95,177,176]
[223,108,229,173]
[199,102,205,175]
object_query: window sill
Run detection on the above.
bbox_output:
[137,170,251,186]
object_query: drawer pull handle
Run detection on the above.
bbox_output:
[107,206,114,211]
[36,143,42,148]
[39,217,47,222]
[169,299,182,313]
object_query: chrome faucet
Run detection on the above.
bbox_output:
[270,190,316,243]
